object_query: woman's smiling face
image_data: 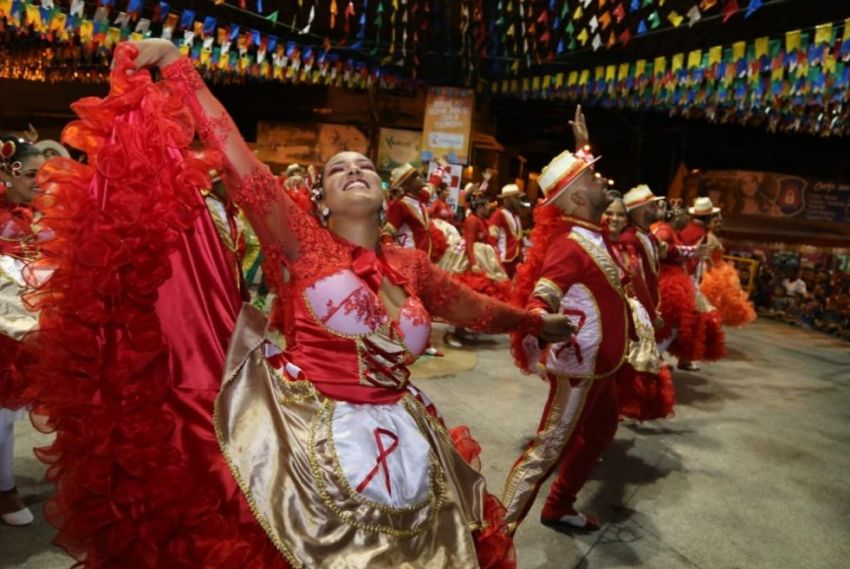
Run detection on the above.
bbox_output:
[322,152,384,221]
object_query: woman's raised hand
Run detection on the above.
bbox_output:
[123,39,182,70]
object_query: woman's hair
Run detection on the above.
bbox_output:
[0,133,43,176]
[734,174,774,213]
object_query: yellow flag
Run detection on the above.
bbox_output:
[823,53,836,74]
[79,19,94,42]
[0,0,11,18]
[568,70,578,86]
[732,41,746,60]
[844,18,850,41]
[671,53,684,72]
[814,23,833,45]
[555,73,564,88]
[635,59,646,78]
[577,28,589,46]
[595,66,605,81]
[618,63,629,80]
[105,27,122,47]
[687,50,701,69]
[25,4,42,31]
[532,77,541,91]
[605,65,616,81]
[708,46,722,65]
[131,32,143,41]
[573,6,583,20]
[654,55,666,74]
[522,78,530,92]
[667,10,683,27]
[785,29,801,52]
[200,50,211,65]
[754,37,768,58]
[579,69,590,85]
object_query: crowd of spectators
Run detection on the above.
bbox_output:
[754,264,850,340]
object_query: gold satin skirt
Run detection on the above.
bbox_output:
[437,241,508,282]
[215,305,488,569]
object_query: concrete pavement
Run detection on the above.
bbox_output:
[2,319,848,568]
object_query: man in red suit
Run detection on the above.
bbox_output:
[620,184,665,323]
[504,147,632,533]
[382,163,433,255]
[489,183,524,277]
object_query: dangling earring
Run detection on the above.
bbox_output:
[320,206,330,227]
[379,207,387,226]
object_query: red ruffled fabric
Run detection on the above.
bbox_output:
[656,264,699,361]
[429,221,449,263]
[447,427,515,569]
[700,262,757,327]
[0,334,25,410]
[696,310,727,362]
[510,204,563,373]
[453,271,511,303]
[617,364,675,422]
[20,44,290,569]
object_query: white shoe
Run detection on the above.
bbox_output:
[2,506,34,526]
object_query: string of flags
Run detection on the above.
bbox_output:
[0,0,414,90]
[488,0,765,75]
[489,19,850,137]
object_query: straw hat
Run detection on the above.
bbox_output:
[623,184,664,211]
[499,183,522,199]
[390,163,418,189]
[34,139,70,159]
[689,196,721,216]
[537,147,601,205]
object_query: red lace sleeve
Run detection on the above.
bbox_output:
[462,216,479,266]
[160,57,331,275]
[414,252,542,335]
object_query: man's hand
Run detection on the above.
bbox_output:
[540,314,577,343]
[570,105,589,150]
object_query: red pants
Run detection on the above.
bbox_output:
[502,369,621,525]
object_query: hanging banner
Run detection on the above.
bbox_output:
[673,169,850,223]
[427,160,464,208]
[421,87,474,165]
[376,128,422,173]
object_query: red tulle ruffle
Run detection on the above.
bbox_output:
[700,262,757,327]
[453,271,511,303]
[20,44,290,569]
[656,264,699,360]
[617,364,675,422]
[429,221,449,263]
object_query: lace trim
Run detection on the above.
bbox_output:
[161,57,206,92]
[233,166,278,217]
[197,113,232,149]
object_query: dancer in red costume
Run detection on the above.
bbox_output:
[0,134,44,527]
[488,184,524,278]
[699,212,756,327]
[429,183,456,224]
[608,190,675,422]
[652,200,705,369]
[23,41,576,569]
[680,197,727,365]
[504,147,631,533]
[383,162,433,255]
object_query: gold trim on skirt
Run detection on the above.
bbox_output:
[214,304,489,568]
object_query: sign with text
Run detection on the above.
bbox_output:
[376,128,422,173]
[673,169,850,223]
[421,87,474,165]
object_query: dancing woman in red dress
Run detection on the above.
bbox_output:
[23,41,574,569]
